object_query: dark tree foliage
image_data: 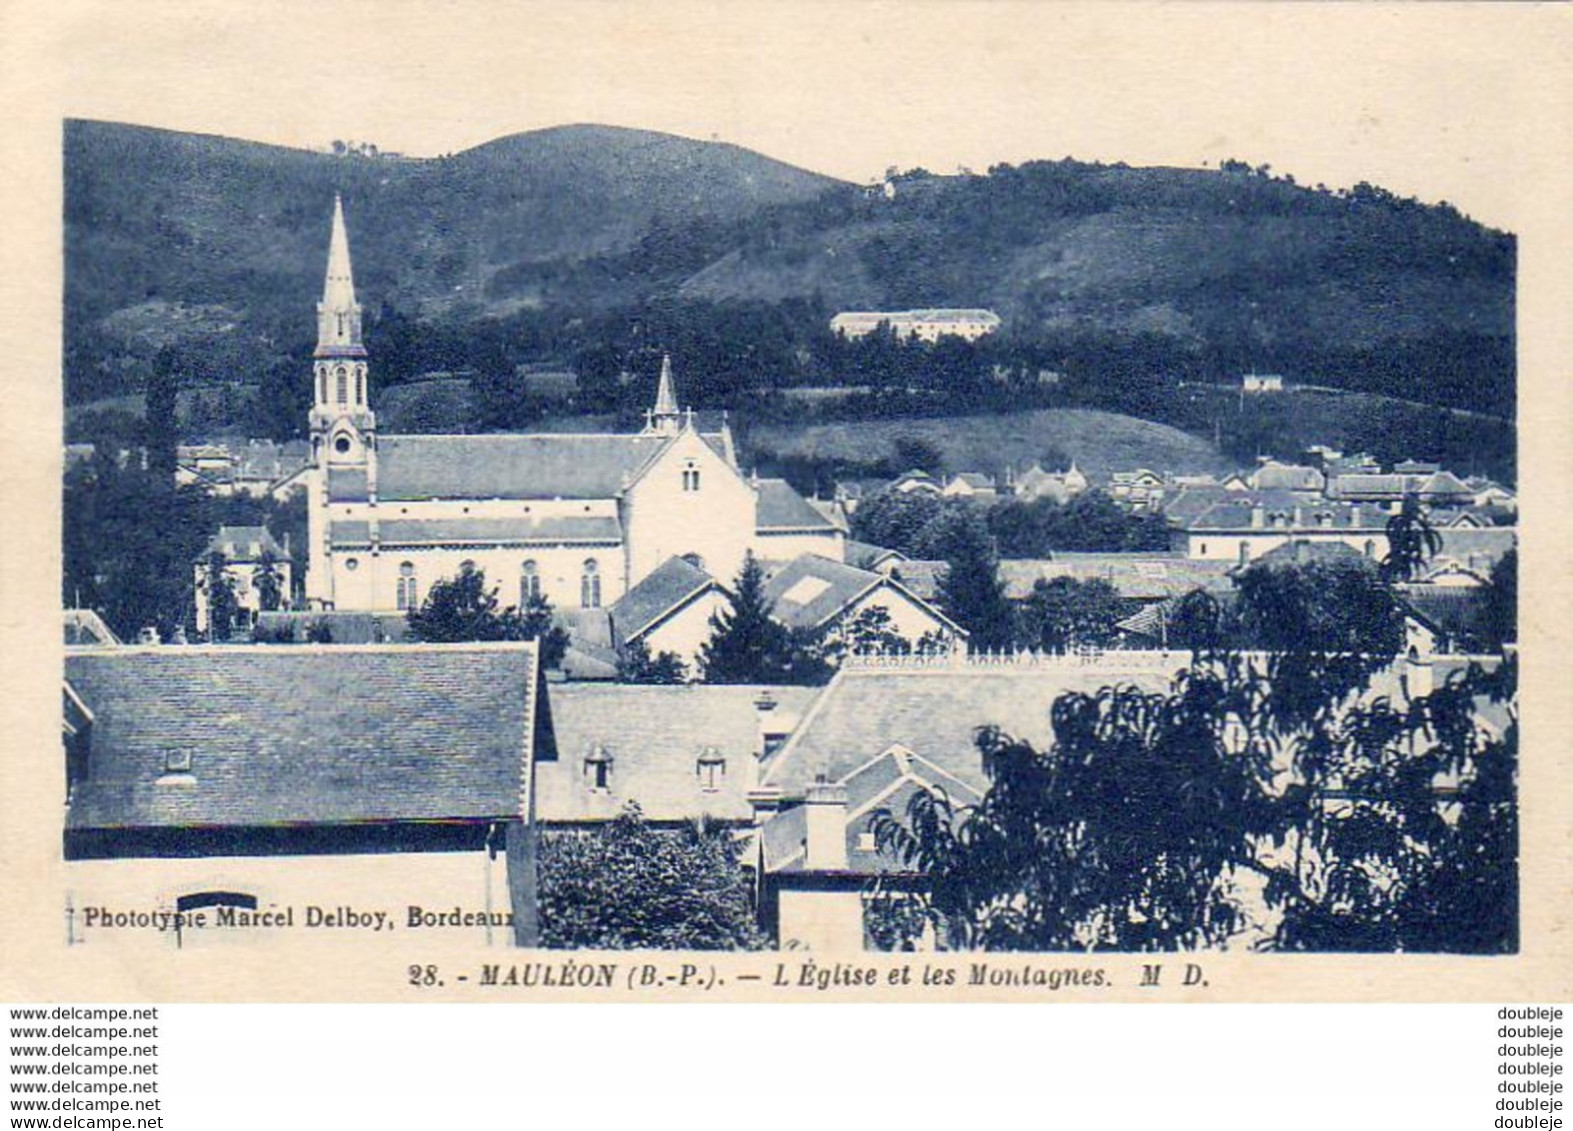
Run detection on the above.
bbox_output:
[615,638,690,684]
[935,520,1015,652]
[144,346,180,477]
[1382,494,1444,583]
[1017,576,1126,653]
[837,605,913,657]
[873,536,1517,954]
[199,551,238,642]
[1472,548,1517,651]
[254,550,285,613]
[987,492,1171,557]
[700,554,830,684]
[405,563,569,666]
[537,804,767,950]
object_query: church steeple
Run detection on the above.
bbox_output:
[644,354,683,436]
[316,194,365,359]
[309,196,374,467]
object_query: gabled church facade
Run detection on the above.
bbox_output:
[305,200,843,614]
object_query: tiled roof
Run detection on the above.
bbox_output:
[64,610,121,647]
[1187,497,1388,533]
[760,661,1186,797]
[329,515,622,548]
[535,684,820,823]
[608,556,721,642]
[998,555,1237,600]
[65,644,537,830]
[375,433,674,500]
[1250,463,1326,492]
[845,540,906,570]
[201,526,290,562]
[755,478,841,531]
[887,560,946,601]
[760,745,986,874]
[761,555,884,630]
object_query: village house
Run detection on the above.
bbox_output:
[193,525,294,635]
[1008,461,1090,504]
[1179,492,1392,563]
[62,642,546,948]
[761,554,967,653]
[303,198,841,618]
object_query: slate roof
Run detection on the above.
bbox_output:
[330,515,623,548]
[535,684,820,823]
[64,610,121,648]
[201,526,290,563]
[759,661,1187,797]
[1250,462,1326,492]
[845,540,906,571]
[755,478,842,531]
[607,556,722,642]
[1161,485,1234,526]
[761,744,986,874]
[1433,526,1517,570]
[1186,497,1389,533]
[327,467,369,501]
[1250,540,1369,568]
[374,433,673,500]
[254,611,410,644]
[998,555,1237,601]
[762,555,887,630]
[64,644,537,830]
[887,560,946,601]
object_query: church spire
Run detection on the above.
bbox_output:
[316,194,365,359]
[645,354,681,435]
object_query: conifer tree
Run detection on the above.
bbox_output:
[936,520,1015,651]
[700,553,819,683]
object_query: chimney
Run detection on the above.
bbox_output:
[1250,506,1265,529]
[804,774,849,871]
[1350,505,1361,527]
[1403,650,1434,701]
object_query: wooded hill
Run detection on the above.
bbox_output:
[65,120,1514,425]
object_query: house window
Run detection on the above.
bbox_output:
[397,561,418,610]
[521,560,540,604]
[584,744,613,791]
[697,747,726,792]
[682,463,701,492]
[336,366,348,404]
[580,558,601,608]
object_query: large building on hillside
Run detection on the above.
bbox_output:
[829,308,1001,342]
[304,199,843,614]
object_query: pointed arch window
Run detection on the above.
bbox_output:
[336,365,348,405]
[682,461,701,492]
[356,366,365,405]
[521,560,540,605]
[580,558,601,609]
[397,561,418,611]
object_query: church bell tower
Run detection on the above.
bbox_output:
[308,195,375,466]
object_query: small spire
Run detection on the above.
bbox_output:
[653,354,679,419]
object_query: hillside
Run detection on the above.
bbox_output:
[65,121,1515,428]
[748,409,1235,482]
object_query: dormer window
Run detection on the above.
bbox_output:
[697,746,726,791]
[165,748,192,774]
[584,744,613,791]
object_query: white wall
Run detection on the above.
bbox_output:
[623,431,756,590]
[751,529,846,565]
[1186,531,1390,562]
[640,590,730,672]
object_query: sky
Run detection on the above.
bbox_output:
[13,1,1570,232]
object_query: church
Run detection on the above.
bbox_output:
[304,198,845,614]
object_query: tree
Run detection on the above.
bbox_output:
[254,550,285,613]
[1472,548,1517,651]
[406,563,569,666]
[1382,493,1443,583]
[871,613,1517,952]
[144,346,180,477]
[699,553,828,684]
[615,638,690,684]
[935,521,1015,652]
[200,551,238,642]
[536,804,767,949]
[1018,576,1125,652]
[841,605,913,656]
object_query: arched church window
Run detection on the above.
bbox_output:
[336,366,348,405]
[521,560,540,605]
[682,462,701,492]
[397,561,418,611]
[580,559,601,609]
[356,366,365,405]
